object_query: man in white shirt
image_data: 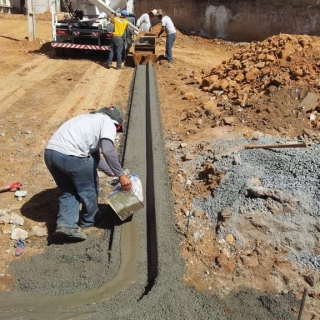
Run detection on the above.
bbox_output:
[157,9,176,63]
[136,9,157,32]
[44,106,132,240]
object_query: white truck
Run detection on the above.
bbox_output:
[51,0,138,58]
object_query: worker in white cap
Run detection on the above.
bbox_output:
[136,9,158,32]
[157,9,176,63]
[45,106,132,240]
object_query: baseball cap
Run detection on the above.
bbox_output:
[150,9,157,16]
[121,9,128,16]
[91,106,124,130]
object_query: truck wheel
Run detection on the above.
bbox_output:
[64,48,75,57]
[54,48,65,57]
[122,45,128,61]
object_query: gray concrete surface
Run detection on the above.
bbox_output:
[0,65,299,319]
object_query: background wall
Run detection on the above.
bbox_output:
[134,0,320,41]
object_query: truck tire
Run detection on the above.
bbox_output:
[122,47,127,61]
[54,48,65,57]
[64,48,75,57]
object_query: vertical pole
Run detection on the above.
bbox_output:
[297,288,308,320]
[27,0,36,41]
[51,0,56,41]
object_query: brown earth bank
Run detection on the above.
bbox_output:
[0,12,320,319]
[135,0,320,41]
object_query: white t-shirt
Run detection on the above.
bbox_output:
[136,13,151,32]
[46,113,116,157]
[161,15,176,35]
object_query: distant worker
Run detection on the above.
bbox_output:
[156,9,176,63]
[44,106,132,241]
[107,10,129,70]
[136,9,158,32]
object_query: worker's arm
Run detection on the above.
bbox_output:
[136,16,141,27]
[158,26,165,37]
[100,139,132,191]
[92,150,113,176]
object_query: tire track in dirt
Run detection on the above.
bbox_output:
[2,60,120,163]
[0,56,62,113]
[52,63,120,116]
[0,58,121,210]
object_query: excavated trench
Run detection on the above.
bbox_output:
[0,62,300,320]
[0,61,180,319]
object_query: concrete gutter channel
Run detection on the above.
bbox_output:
[0,63,300,319]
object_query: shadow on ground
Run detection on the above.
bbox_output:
[20,188,124,245]
[29,41,136,69]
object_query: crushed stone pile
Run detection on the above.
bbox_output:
[169,134,320,302]
[194,137,320,268]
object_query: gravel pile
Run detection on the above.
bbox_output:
[192,136,320,269]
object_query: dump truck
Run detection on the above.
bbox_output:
[51,0,138,59]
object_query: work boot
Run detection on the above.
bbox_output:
[79,210,105,230]
[55,226,87,240]
[106,64,111,69]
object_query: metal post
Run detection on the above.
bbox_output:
[51,0,56,41]
[27,0,36,41]
[297,288,308,320]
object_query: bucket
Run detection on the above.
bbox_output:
[106,173,144,221]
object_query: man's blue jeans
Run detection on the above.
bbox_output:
[166,32,176,62]
[108,36,124,68]
[44,149,99,229]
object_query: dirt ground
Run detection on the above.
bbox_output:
[0,12,320,319]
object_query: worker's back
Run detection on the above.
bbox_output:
[113,16,129,37]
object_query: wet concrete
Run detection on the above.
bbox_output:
[0,63,299,319]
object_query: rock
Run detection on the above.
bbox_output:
[251,131,263,139]
[183,92,196,100]
[0,213,10,224]
[14,190,28,200]
[216,253,236,272]
[202,100,220,116]
[240,255,259,267]
[193,73,202,83]
[303,273,319,287]
[1,224,13,234]
[11,228,28,240]
[202,74,219,87]
[183,154,196,161]
[223,117,234,125]
[9,213,24,226]
[232,154,241,165]
[220,79,229,91]
[225,234,234,244]
[315,240,320,255]
[29,226,48,237]
[220,207,232,219]
[245,67,260,81]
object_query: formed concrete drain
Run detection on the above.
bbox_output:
[0,62,161,318]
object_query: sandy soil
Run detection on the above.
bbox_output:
[0,12,319,319]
